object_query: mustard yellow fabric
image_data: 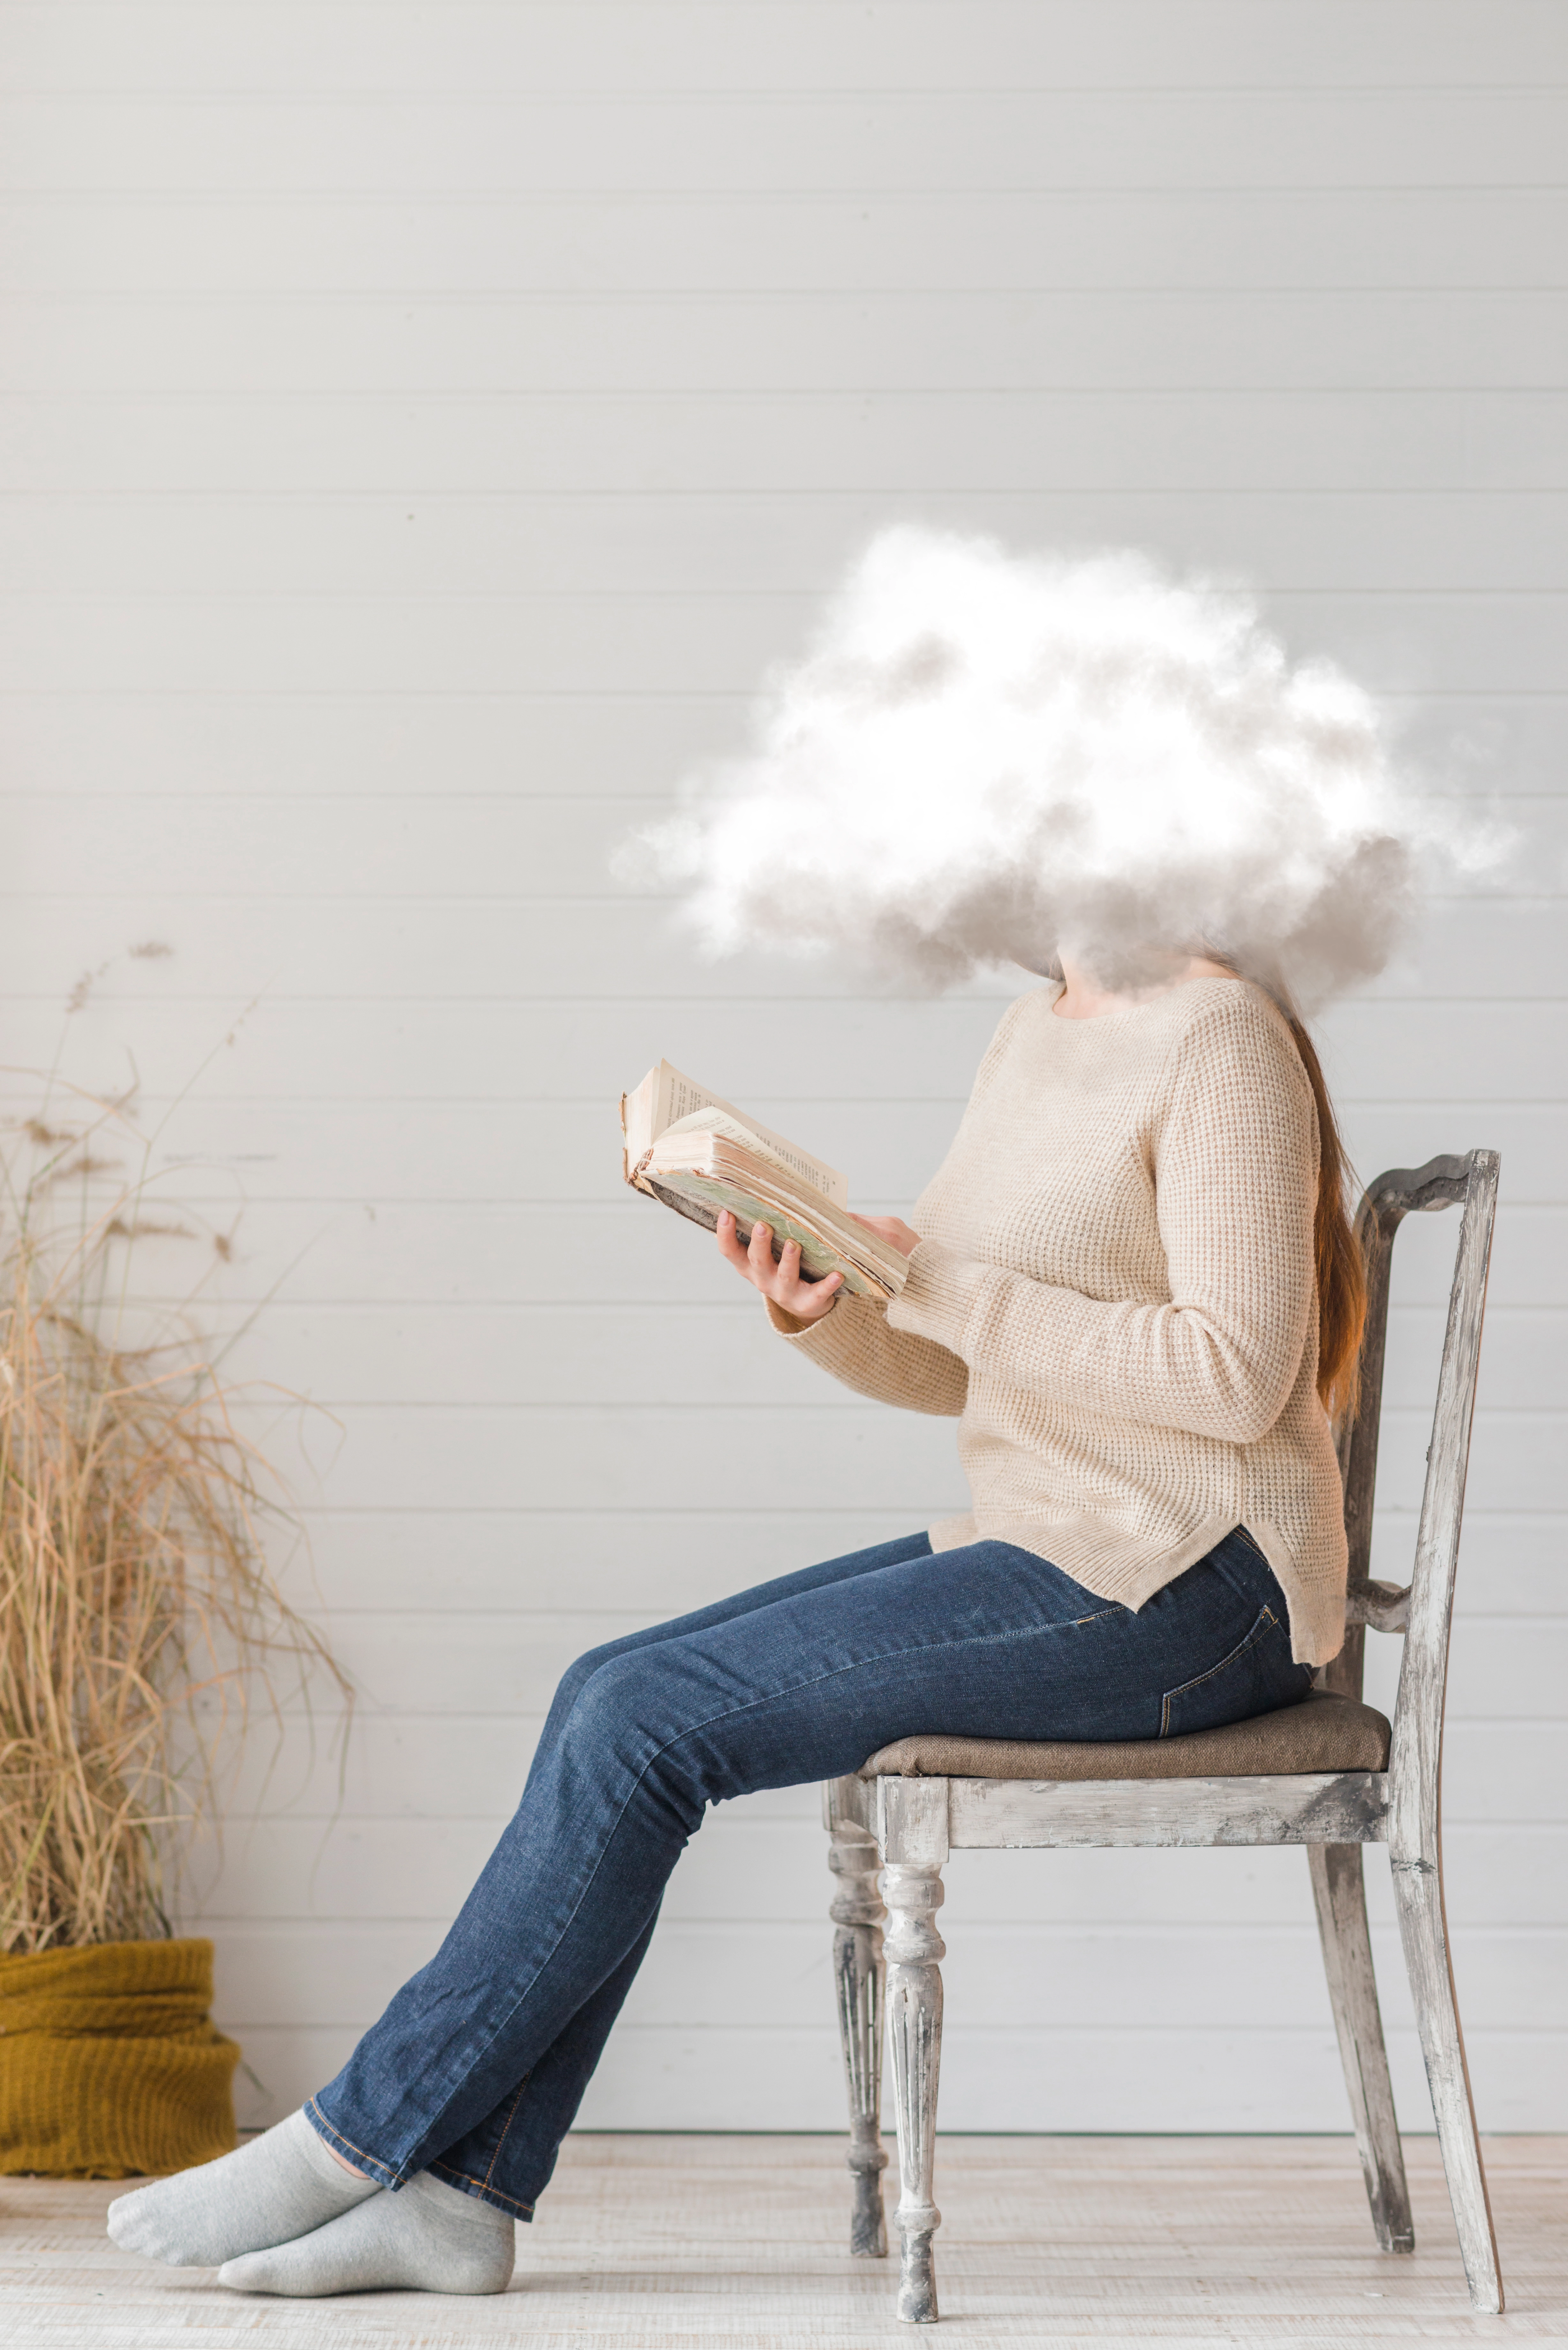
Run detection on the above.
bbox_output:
[0,1937,238,2178]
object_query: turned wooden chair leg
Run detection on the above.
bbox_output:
[1308,1843,1414,2253]
[1391,1849,1504,2313]
[828,1808,888,2257]
[883,1846,946,2323]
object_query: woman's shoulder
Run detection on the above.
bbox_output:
[1152,977,1314,1113]
[1151,974,1293,1049]
[978,981,1059,1055]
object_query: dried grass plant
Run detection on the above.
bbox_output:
[0,1083,348,1955]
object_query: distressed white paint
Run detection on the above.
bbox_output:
[2,4,1564,2136]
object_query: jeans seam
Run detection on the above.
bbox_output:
[1159,1605,1280,1738]
[427,2158,535,2218]
[480,2074,530,2195]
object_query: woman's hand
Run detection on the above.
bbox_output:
[715,1210,844,1323]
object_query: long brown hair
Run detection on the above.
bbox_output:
[1056,949,1368,1423]
[1280,1011,1367,1426]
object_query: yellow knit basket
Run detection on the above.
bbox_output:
[0,1937,238,2178]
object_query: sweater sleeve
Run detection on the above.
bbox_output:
[754,990,1047,1422]
[764,1291,969,1418]
[883,996,1318,1446]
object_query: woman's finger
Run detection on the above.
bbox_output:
[716,1212,841,1318]
[772,1236,817,1312]
[716,1209,757,1280]
[775,1243,843,1317]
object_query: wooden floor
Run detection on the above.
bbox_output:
[3,2134,1563,2346]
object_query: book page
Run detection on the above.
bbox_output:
[658,1105,847,1207]
[622,1059,737,1179]
[622,1059,848,1209]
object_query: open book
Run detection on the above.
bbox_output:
[620,1060,909,1302]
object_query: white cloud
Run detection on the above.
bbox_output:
[618,525,1500,1007]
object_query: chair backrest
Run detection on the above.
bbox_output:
[1329,1150,1500,1860]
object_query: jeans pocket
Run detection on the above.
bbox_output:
[1159,1603,1307,1739]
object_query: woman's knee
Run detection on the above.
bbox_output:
[548,1626,659,1723]
[554,1646,732,1809]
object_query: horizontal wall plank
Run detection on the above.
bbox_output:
[0,685,748,802]
[5,304,1568,405]
[9,4,1564,98]
[7,93,1568,197]
[5,192,1568,299]
[5,391,1568,495]
[4,586,1568,696]
[270,1399,975,1517]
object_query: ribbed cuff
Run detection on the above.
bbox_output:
[883,1241,988,1355]
[765,1292,842,1339]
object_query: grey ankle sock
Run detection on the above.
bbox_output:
[217,2169,516,2298]
[107,2108,379,2268]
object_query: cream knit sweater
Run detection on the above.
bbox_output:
[771,977,1348,1665]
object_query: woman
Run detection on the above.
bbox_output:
[108,946,1361,2298]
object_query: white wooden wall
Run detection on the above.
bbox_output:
[4,4,1564,2138]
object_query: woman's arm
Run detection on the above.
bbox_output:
[715,1210,968,1418]
[886,998,1318,1445]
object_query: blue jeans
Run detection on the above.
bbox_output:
[307,1526,1309,2215]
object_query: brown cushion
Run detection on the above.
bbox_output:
[859,1688,1390,1782]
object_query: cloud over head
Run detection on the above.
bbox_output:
[620,526,1486,1005]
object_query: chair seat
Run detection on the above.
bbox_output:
[859,1687,1391,1782]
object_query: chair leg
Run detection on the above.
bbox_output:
[828,1812,888,2257]
[1391,1849,1504,2313]
[883,1851,946,2323]
[1308,1843,1414,2253]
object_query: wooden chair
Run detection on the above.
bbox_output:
[822,1149,1503,2322]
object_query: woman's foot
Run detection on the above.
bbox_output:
[106,2109,378,2267]
[218,2169,516,2297]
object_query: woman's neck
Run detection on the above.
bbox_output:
[1051,951,1241,1021]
